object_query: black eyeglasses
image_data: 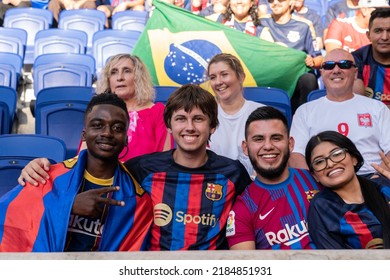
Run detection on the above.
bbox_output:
[321,60,357,70]
[311,148,347,172]
[268,0,287,3]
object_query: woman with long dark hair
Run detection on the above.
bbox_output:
[305,130,390,249]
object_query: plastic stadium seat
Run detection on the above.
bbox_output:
[243,86,292,128]
[92,29,141,77]
[112,10,148,32]
[0,86,17,134]
[307,89,327,102]
[0,134,67,197]
[3,8,53,65]
[34,29,88,59]
[0,27,27,60]
[35,86,95,158]
[154,86,179,104]
[59,9,106,54]
[32,53,95,97]
[0,52,23,90]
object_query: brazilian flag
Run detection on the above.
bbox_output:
[132,1,309,97]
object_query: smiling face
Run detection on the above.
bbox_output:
[208,60,245,105]
[310,141,358,190]
[168,106,216,156]
[229,0,252,20]
[320,49,357,100]
[108,57,136,102]
[367,17,390,58]
[242,119,293,183]
[269,0,292,16]
[82,104,128,162]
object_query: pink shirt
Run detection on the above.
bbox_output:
[119,102,170,161]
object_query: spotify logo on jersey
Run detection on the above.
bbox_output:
[153,203,173,227]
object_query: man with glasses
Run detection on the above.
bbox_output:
[352,7,390,107]
[289,48,390,186]
[259,0,322,114]
[226,106,320,250]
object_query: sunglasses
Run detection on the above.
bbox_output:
[268,0,287,3]
[321,60,357,70]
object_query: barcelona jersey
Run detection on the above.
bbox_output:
[308,176,390,249]
[124,150,252,250]
[0,150,153,252]
[353,45,390,106]
[227,168,320,249]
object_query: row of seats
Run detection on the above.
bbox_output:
[0,29,141,92]
[1,8,148,65]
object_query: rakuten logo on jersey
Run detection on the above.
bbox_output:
[265,220,309,246]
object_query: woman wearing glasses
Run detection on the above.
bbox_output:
[305,130,390,249]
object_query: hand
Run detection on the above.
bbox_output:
[17,158,51,186]
[371,151,390,180]
[304,55,314,68]
[72,186,125,218]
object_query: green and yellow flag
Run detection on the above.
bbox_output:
[132,1,309,97]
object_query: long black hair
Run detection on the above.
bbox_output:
[305,131,390,249]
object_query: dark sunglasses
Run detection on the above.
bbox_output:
[321,60,357,70]
[268,0,287,3]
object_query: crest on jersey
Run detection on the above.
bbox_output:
[205,183,223,201]
[305,190,319,202]
[357,113,372,127]
[287,31,301,43]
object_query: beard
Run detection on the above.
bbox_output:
[249,149,290,180]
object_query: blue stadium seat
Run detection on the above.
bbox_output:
[35,86,95,158]
[154,86,179,104]
[3,8,53,65]
[32,53,95,97]
[243,86,292,128]
[0,134,67,197]
[0,86,17,134]
[0,27,27,60]
[34,29,88,59]
[112,10,148,32]
[0,52,23,90]
[307,89,327,102]
[58,9,106,55]
[92,29,141,77]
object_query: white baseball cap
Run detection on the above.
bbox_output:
[359,0,389,8]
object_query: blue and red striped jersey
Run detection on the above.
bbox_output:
[227,168,320,249]
[308,176,390,249]
[125,150,252,250]
[353,44,390,106]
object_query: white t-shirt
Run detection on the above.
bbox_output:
[290,94,390,175]
[210,100,264,177]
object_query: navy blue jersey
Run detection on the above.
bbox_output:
[308,176,390,249]
[293,8,324,38]
[124,150,251,250]
[260,15,321,57]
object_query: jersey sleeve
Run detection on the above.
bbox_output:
[226,194,255,248]
[378,105,390,155]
